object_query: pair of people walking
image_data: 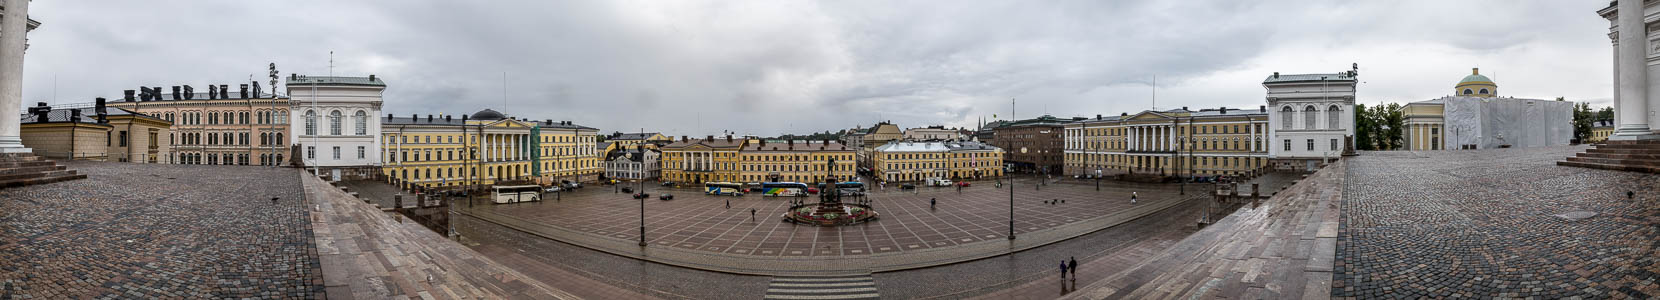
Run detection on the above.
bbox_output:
[1060,257,1077,280]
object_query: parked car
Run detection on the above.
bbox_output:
[544,186,564,193]
[957,181,972,187]
[621,186,634,193]
[661,181,677,187]
[900,183,916,190]
[632,193,650,199]
[659,193,674,200]
[807,188,819,194]
[564,182,583,189]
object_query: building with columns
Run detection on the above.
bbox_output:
[738,139,855,184]
[1403,69,1573,150]
[288,74,385,180]
[660,135,746,184]
[0,0,40,154]
[1263,68,1358,171]
[1599,1,1660,140]
[379,109,601,189]
[1063,107,1271,178]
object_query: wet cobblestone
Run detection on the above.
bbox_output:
[1337,147,1660,299]
[0,162,323,299]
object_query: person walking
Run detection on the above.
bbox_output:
[1059,260,1068,280]
[1069,257,1078,280]
[750,208,757,222]
[725,198,731,209]
[1131,191,1138,204]
[930,197,936,210]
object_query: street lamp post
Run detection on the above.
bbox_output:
[1008,97,1016,241]
[638,131,648,247]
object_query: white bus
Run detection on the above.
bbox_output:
[493,185,542,204]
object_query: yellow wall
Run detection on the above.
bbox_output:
[872,148,1003,182]
[381,119,600,189]
[737,150,855,183]
[21,122,114,160]
[1590,127,1615,143]
[1064,113,1269,177]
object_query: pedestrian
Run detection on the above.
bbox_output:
[930,197,936,209]
[750,208,757,222]
[725,198,730,209]
[1069,257,1077,279]
[1059,260,1068,280]
[1131,191,1138,204]
[1061,199,1065,204]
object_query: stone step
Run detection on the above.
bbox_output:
[0,169,77,182]
[1599,139,1660,145]
[1581,148,1660,155]
[1588,143,1660,150]
[1575,152,1660,160]
[0,172,87,189]
[0,165,66,175]
[1565,156,1660,167]
[1556,160,1660,173]
[0,160,55,169]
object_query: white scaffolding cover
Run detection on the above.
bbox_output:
[1440,96,1573,149]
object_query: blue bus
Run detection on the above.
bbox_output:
[815,182,864,195]
[761,182,810,197]
[704,182,745,196]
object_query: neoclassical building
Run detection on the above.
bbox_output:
[1063,107,1271,177]
[660,135,746,183]
[1598,0,1660,140]
[380,109,602,189]
[1454,68,1498,98]
[1263,67,1357,170]
[1403,69,1574,150]
[288,74,385,180]
[108,80,291,166]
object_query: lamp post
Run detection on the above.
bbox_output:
[1008,97,1016,241]
[638,132,648,247]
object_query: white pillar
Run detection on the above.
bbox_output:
[0,0,31,153]
[1249,122,1256,152]
[1614,0,1657,140]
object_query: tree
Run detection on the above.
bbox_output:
[1572,101,1595,143]
[1597,106,1614,122]
[1354,104,1377,150]
[1365,103,1405,150]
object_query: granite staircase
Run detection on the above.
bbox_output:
[1558,140,1660,173]
[0,153,86,188]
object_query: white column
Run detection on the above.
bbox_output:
[1614,0,1656,140]
[1130,126,1138,151]
[0,0,31,152]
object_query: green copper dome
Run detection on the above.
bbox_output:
[1459,73,1493,84]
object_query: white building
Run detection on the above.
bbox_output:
[1599,1,1660,140]
[1262,67,1357,170]
[289,74,385,180]
[604,148,660,180]
[902,126,964,141]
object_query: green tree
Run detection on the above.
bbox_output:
[1596,106,1614,122]
[1572,101,1594,143]
[1369,103,1405,150]
[1353,104,1377,150]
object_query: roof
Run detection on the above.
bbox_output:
[381,114,597,130]
[470,109,505,121]
[610,132,662,140]
[606,148,659,162]
[1262,72,1358,84]
[20,107,162,124]
[120,92,286,102]
[596,141,614,150]
[874,140,1000,152]
[664,137,746,149]
[1000,115,1072,128]
[287,75,387,87]
[742,140,852,152]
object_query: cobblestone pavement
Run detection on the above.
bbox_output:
[0,162,323,299]
[1338,146,1660,299]
[462,177,1197,274]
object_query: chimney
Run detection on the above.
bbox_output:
[1096,114,1101,120]
[1220,107,1228,114]
[1182,106,1188,111]
[682,135,688,142]
[760,139,767,146]
[726,135,732,142]
[172,86,181,100]
[411,114,417,121]
[445,115,452,122]
[369,74,377,82]
[208,85,219,100]
[183,85,194,100]
[706,135,714,141]
[427,115,433,122]
[70,109,82,123]
[462,115,469,122]
[290,73,297,81]
[240,84,249,99]
[124,90,136,102]
[1272,72,1280,78]
[387,113,393,120]
[29,102,49,122]
[219,85,229,99]
[1259,105,1266,112]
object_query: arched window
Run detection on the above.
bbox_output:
[1303,106,1318,129]
[1463,89,1473,95]
[1281,106,1294,130]
[354,111,368,135]
[329,111,343,136]
[304,110,317,135]
[1327,105,1341,130]
[1478,88,1489,95]
[276,133,284,145]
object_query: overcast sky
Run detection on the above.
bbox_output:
[18,0,1615,137]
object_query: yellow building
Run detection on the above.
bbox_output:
[606,132,671,150]
[1590,120,1615,143]
[1402,101,1445,150]
[661,135,747,183]
[872,140,1003,182]
[20,101,173,163]
[107,82,291,166]
[737,140,855,183]
[852,122,903,171]
[1063,107,1271,177]
[379,109,601,189]
[1455,68,1498,98]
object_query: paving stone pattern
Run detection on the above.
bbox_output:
[0,162,323,299]
[1337,146,1660,299]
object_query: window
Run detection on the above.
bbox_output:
[1327,105,1341,130]
[304,110,317,135]
[1304,106,1317,129]
[307,146,316,159]
[1463,89,1473,95]
[1284,140,1291,151]
[329,111,343,136]
[118,131,128,147]
[1478,88,1488,95]
[1331,139,1338,151]
[1281,106,1294,129]
[1306,139,1314,151]
[333,146,341,160]
[358,146,366,159]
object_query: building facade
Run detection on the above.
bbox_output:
[852,122,902,172]
[660,135,746,183]
[1403,70,1574,150]
[1591,120,1616,143]
[991,115,1067,174]
[288,74,385,180]
[107,81,291,166]
[606,132,671,149]
[20,101,172,163]
[1263,68,1358,170]
[1064,108,1271,178]
[604,147,661,180]
[1597,2,1658,140]
[872,140,1003,183]
[738,140,855,183]
[0,1,39,154]
[380,109,601,189]
[903,126,964,141]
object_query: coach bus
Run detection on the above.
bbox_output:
[760,182,810,197]
[493,185,543,204]
[704,182,746,196]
